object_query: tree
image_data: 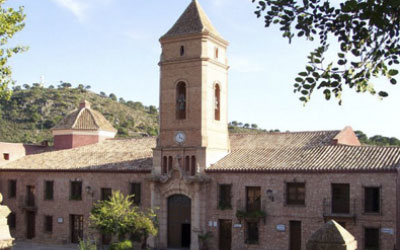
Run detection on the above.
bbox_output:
[89,191,157,248]
[109,93,117,101]
[0,0,26,101]
[252,0,400,104]
[58,81,72,89]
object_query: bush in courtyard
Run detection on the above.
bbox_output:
[89,191,157,248]
[109,240,133,250]
[77,239,96,250]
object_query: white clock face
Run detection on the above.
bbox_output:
[175,132,186,144]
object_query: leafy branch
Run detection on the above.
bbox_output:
[252,0,400,104]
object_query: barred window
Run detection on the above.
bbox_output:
[246,222,259,244]
[44,181,54,200]
[218,184,232,209]
[101,188,112,201]
[246,187,261,212]
[130,183,141,205]
[8,180,16,198]
[44,216,53,233]
[70,181,82,200]
[364,187,380,213]
[286,183,305,205]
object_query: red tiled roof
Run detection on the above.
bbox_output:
[0,137,155,171]
[161,0,222,40]
[207,132,400,172]
[52,104,116,132]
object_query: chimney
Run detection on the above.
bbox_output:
[79,100,91,109]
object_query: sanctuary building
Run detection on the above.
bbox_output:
[0,1,399,250]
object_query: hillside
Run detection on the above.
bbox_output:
[0,84,158,144]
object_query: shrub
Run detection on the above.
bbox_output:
[77,239,96,250]
[109,240,133,250]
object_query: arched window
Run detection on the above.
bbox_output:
[215,84,220,121]
[185,156,190,173]
[168,156,173,172]
[191,156,196,176]
[176,82,186,120]
[180,46,185,56]
[162,156,167,174]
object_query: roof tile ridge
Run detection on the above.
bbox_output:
[71,108,87,129]
[86,108,101,130]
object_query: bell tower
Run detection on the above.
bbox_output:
[153,0,230,175]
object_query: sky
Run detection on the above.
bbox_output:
[4,0,400,138]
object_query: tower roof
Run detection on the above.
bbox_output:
[161,0,222,40]
[52,100,117,133]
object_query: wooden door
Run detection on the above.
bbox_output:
[219,219,232,250]
[70,215,83,243]
[26,211,35,239]
[289,221,301,250]
[168,195,191,248]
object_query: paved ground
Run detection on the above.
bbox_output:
[13,241,77,250]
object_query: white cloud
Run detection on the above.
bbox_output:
[52,0,113,22]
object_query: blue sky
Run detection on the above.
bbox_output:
[4,0,400,138]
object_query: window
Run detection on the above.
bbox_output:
[176,82,186,120]
[3,153,9,160]
[364,187,380,213]
[365,228,380,250]
[180,45,185,56]
[286,182,305,205]
[168,156,173,172]
[101,188,112,201]
[8,180,16,198]
[218,184,231,209]
[246,187,261,212]
[246,221,259,244]
[191,156,196,176]
[8,212,16,229]
[70,181,82,200]
[331,184,350,214]
[162,156,167,174]
[44,216,53,233]
[44,181,54,200]
[215,47,219,59]
[185,156,190,173]
[130,183,141,205]
[215,84,220,121]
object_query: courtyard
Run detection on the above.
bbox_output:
[13,241,77,250]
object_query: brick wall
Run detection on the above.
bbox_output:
[0,171,150,244]
[0,143,46,166]
[205,172,397,250]
[54,134,100,150]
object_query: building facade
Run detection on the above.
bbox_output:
[0,1,399,250]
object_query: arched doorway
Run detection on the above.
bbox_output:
[168,194,191,248]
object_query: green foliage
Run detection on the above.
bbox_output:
[236,210,267,220]
[0,84,159,143]
[89,191,157,243]
[109,240,134,250]
[355,130,400,146]
[198,231,213,250]
[253,0,400,104]
[228,121,269,133]
[77,239,96,250]
[0,0,27,101]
